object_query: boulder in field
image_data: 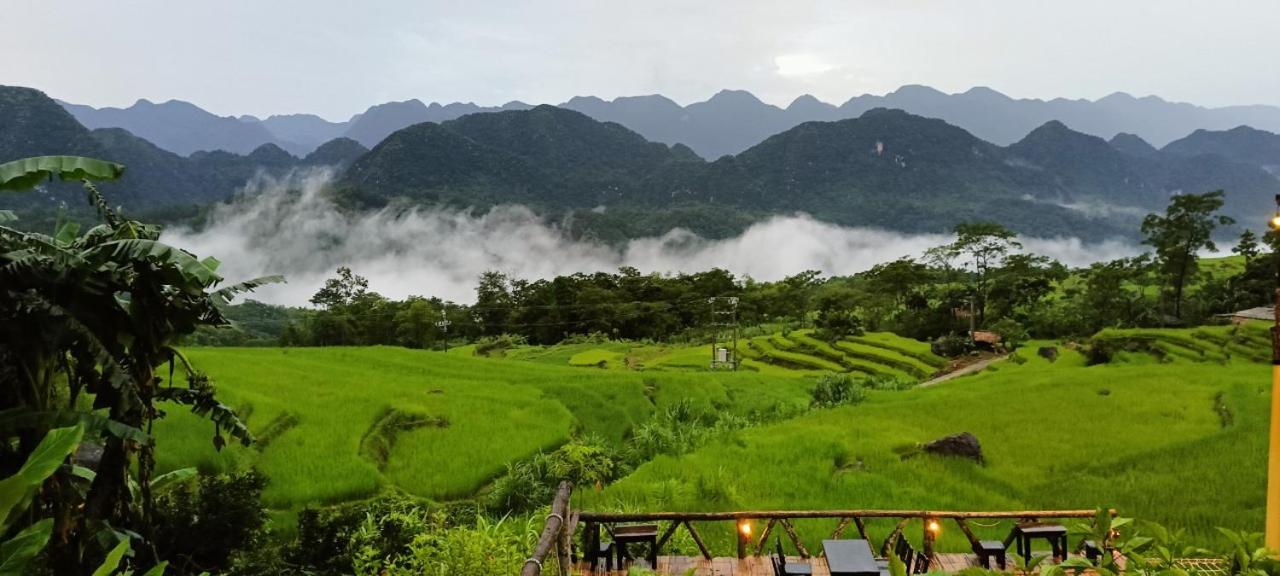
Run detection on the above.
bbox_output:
[922,432,984,464]
[1038,346,1059,363]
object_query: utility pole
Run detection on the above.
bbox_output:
[1267,194,1280,550]
[708,296,740,370]
[435,308,452,354]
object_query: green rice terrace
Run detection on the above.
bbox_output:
[156,322,1271,560]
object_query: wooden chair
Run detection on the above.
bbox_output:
[894,537,929,574]
[1082,539,1102,564]
[974,539,1007,569]
[774,538,814,575]
[586,540,613,572]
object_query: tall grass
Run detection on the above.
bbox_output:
[583,344,1268,553]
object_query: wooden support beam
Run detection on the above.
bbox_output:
[882,518,911,557]
[656,521,680,552]
[922,517,938,569]
[779,518,810,559]
[954,518,981,549]
[684,521,713,560]
[833,517,853,539]
[854,517,870,541]
[521,482,573,576]
[755,518,778,556]
[556,509,576,576]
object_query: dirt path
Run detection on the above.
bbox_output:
[917,355,1007,388]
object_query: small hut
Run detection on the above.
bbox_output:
[1217,306,1274,325]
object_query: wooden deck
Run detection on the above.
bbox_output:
[577,553,1002,575]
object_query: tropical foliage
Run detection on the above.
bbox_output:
[0,156,272,573]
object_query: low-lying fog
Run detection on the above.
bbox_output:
[162,171,1140,306]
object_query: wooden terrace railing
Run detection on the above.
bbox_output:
[522,482,1113,575]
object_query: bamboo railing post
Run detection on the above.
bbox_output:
[833,517,853,539]
[922,517,938,571]
[882,518,910,557]
[779,518,810,559]
[737,519,749,559]
[954,518,981,549]
[521,482,573,576]
[755,518,778,556]
[556,509,576,576]
[854,517,870,541]
[684,521,713,560]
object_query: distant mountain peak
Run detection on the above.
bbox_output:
[1109,132,1159,157]
[890,84,947,98]
[247,142,296,164]
[565,95,606,106]
[786,94,834,113]
[706,89,766,105]
[962,86,1010,101]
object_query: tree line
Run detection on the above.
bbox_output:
[211,188,1274,352]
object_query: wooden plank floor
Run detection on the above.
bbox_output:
[576,553,995,575]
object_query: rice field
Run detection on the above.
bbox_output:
[157,324,1271,554]
[155,346,812,509]
[579,337,1270,553]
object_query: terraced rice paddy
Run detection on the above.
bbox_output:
[160,323,1272,553]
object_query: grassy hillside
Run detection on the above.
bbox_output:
[158,324,1270,554]
[579,340,1268,553]
[155,347,812,509]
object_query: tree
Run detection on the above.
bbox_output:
[0,156,269,572]
[1141,190,1234,319]
[1233,229,1260,267]
[813,288,864,341]
[944,222,1021,325]
[309,266,368,310]
[474,271,513,337]
[986,253,1067,322]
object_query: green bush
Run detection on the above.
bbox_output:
[810,373,867,408]
[473,333,529,356]
[488,435,622,514]
[931,333,972,357]
[154,470,270,575]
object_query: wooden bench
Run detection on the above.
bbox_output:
[974,540,1007,569]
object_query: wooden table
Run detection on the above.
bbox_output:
[823,539,881,576]
[1012,524,1067,562]
[613,523,660,569]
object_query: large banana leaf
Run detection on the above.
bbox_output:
[0,157,124,192]
[0,519,54,576]
[91,538,129,576]
[0,424,84,532]
[88,239,222,287]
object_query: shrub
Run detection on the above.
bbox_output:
[279,495,428,575]
[489,435,622,514]
[1086,339,1116,365]
[153,470,270,575]
[811,373,867,408]
[931,333,973,357]
[473,333,528,356]
[815,309,864,342]
[373,514,546,576]
[989,317,1029,353]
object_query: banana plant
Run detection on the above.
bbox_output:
[0,156,279,573]
[0,424,83,575]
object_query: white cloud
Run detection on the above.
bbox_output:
[774,54,836,78]
[162,171,1140,306]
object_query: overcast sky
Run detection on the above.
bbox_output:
[4,0,1278,120]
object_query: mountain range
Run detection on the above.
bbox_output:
[6,84,1279,243]
[336,103,1280,241]
[61,86,1280,160]
[2,86,367,228]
